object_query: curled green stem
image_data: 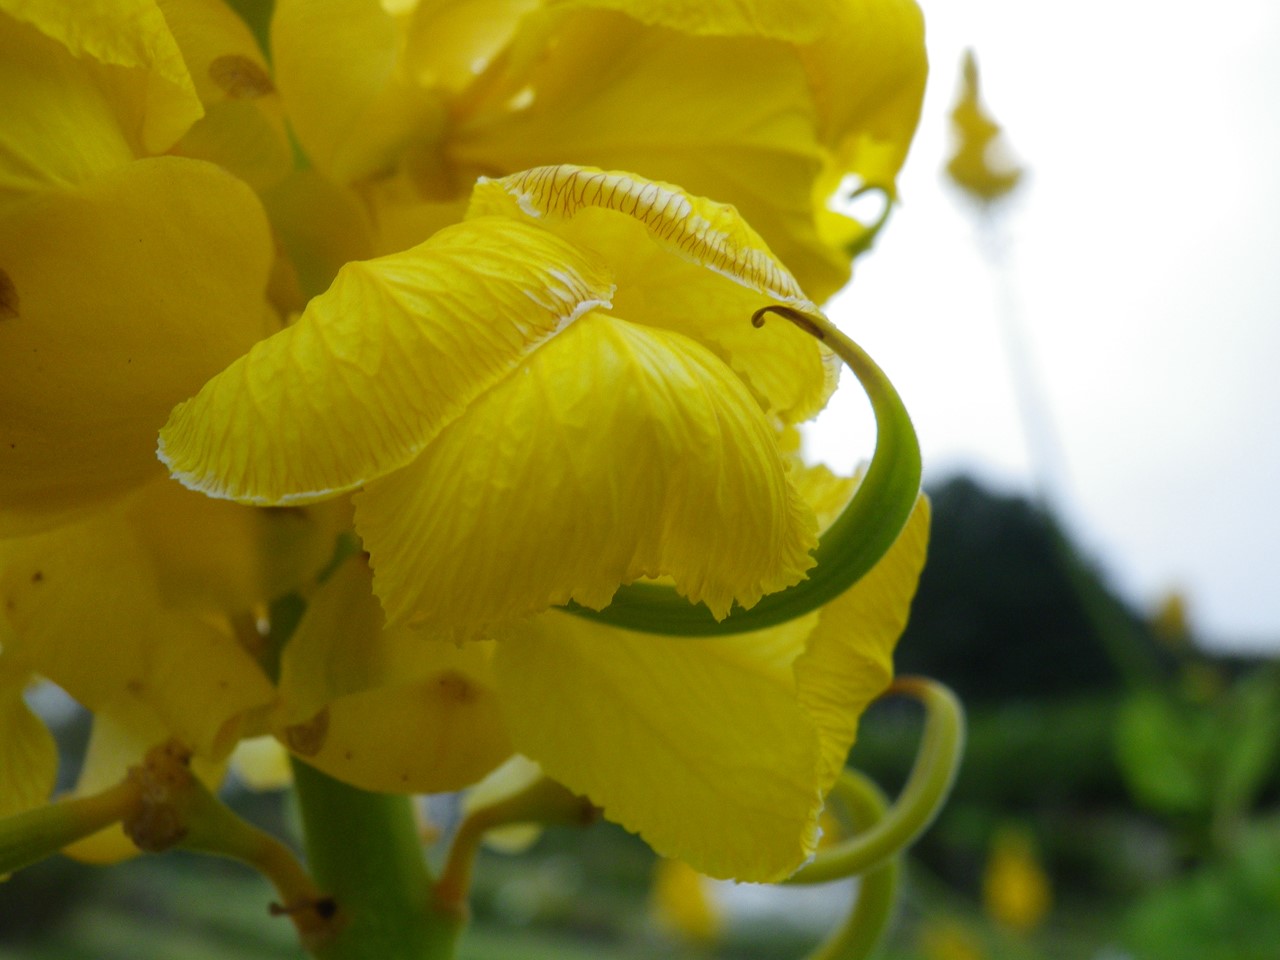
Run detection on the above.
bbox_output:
[805,771,899,960]
[790,677,965,885]
[566,306,921,635]
[434,777,597,911]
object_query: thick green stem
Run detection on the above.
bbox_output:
[291,758,462,960]
[567,307,921,635]
[790,677,964,884]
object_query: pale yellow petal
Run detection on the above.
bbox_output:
[276,557,511,792]
[355,312,817,636]
[470,165,838,421]
[494,611,822,881]
[160,217,615,505]
[0,156,275,533]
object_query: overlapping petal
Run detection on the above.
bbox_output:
[276,556,511,792]
[355,312,817,635]
[1,0,201,160]
[0,156,274,533]
[158,0,292,192]
[159,217,615,505]
[451,9,848,299]
[0,482,277,760]
[470,165,837,422]
[794,491,930,790]
[271,0,450,185]
[491,481,929,880]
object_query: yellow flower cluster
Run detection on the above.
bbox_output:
[1,0,927,881]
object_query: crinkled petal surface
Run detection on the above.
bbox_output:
[276,557,511,792]
[470,166,837,422]
[0,156,274,533]
[160,217,615,505]
[355,312,817,635]
[494,610,822,881]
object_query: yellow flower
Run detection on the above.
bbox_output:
[161,166,930,880]
[0,0,281,534]
[269,0,927,301]
[945,50,1023,205]
[2,1,932,888]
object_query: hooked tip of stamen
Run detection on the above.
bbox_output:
[751,304,826,340]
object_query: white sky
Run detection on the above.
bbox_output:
[805,0,1280,651]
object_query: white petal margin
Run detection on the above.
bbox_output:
[159,217,614,505]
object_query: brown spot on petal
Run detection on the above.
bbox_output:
[209,54,275,99]
[284,707,330,756]
[30,570,43,584]
[0,269,17,319]
[435,671,477,705]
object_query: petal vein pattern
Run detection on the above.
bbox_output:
[472,165,814,308]
[159,217,615,505]
[354,312,818,636]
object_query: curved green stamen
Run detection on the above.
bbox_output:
[565,306,921,635]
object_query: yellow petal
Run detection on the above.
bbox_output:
[0,654,57,817]
[271,0,448,184]
[0,14,133,206]
[793,492,930,791]
[0,490,275,759]
[545,0,842,41]
[493,610,822,881]
[0,156,275,533]
[1,0,202,156]
[356,312,817,636]
[452,12,848,299]
[470,165,838,421]
[276,557,511,792]
[160,217,614,506]
[799,0,927,184]
[157,0,293,191]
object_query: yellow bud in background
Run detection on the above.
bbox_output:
[650,857,724,946]
[982,825,1051,934]
[946,50,1025,205]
